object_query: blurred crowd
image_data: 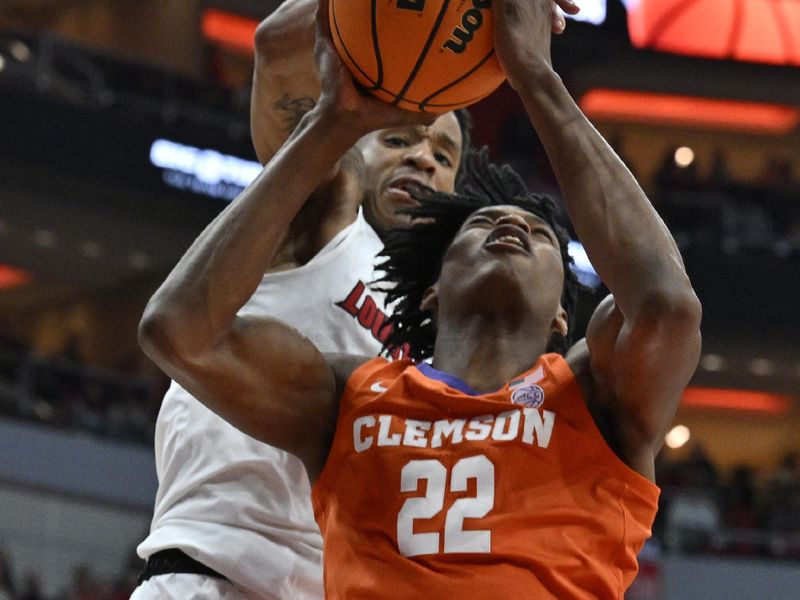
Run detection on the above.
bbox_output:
[495,111,800,260]
[655,446,800,559]
[0,333,166,445]
[0,551,139,600]
[651,148,800,258]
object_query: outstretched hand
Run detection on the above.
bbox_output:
[493,0,581,90]
[313,0,437,134]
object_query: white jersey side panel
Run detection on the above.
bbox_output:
[137,210,387,599]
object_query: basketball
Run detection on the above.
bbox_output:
[328,0,506,112]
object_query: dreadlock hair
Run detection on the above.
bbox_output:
[376,146,582,362]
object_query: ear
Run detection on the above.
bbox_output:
[420,285,438,315]
[551,306,568,338]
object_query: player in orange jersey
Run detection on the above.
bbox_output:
[138,0,701,597]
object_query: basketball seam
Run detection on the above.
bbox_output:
[370,0,384,88]
[419,49,498,110]
[332,2,382,91]
[392,0,452,108]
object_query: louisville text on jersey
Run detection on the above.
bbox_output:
[336,280,410,358]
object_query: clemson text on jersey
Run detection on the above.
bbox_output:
[352,408,556,453]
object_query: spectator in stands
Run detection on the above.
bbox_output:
[19,572,47,600]
[708,148,732,189]
[677,443,720,489]
[662,444,722,552]
[654,145,699,191]
[63,564,97,600]
[0,548,15,600]
[764,452,800,535]
[760,157,795,189]
[722,464,759,555]
[724,465,758,527]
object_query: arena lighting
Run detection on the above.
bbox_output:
[681,387,793,415]
[580,89,800,134]
[0,264,32,289]
[674,146,695,168]
[623,0,800,67]
[565,0,606,25]
[567,240,600,288]
[201,8,259,54]
[149,138,261,201]
[664,424,690,449]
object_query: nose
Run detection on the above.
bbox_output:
[402,142,437,175]
[496,212,531,234]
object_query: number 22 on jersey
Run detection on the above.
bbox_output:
[397,455,495,557]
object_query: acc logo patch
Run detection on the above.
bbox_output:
[511,384,544,409]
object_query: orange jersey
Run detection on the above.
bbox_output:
[312,354,659,599]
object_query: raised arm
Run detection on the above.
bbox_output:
[494,0,702,477]
[140,2,432,478]
[249,0,575,164]
[251,0,320,164]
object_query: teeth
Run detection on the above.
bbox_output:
[493,235,524,247]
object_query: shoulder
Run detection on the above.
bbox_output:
[326,354,382,394]
[565,339,593,394]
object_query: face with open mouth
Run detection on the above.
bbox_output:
[467,206,560,257]
[425,204,566,326]
[357,113,462,236]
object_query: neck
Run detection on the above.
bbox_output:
[268,167,361,271]
[430,314,551,393]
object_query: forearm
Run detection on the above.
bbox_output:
[517,68,690,310]
[142,109,361,361]
[251,0,320,164]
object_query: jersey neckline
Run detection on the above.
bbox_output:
[414,362,483,396]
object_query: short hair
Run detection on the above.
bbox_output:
[376,147,581,362]
[453,108,473,166]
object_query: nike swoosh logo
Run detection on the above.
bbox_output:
[370,381,388,393]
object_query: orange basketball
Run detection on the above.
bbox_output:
[329,0,506,112]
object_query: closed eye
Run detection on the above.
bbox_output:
[464,215,494,228]
[384,136,410,148]
[532,227,557,245]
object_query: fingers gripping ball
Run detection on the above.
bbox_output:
[329,0,506,112]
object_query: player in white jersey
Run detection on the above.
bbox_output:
[130,0,482,596]
[133,209,390,599]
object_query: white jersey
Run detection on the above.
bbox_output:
[138,210,389,599]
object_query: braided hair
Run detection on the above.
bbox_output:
[376,147,581,362]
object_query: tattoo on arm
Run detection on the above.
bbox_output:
[274,94,316,133]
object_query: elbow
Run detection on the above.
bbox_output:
[639,278,703,334]
[138,296,198,373]
[254,0,316,63]
[254,19,279,58]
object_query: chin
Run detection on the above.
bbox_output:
[385,214,416,231]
